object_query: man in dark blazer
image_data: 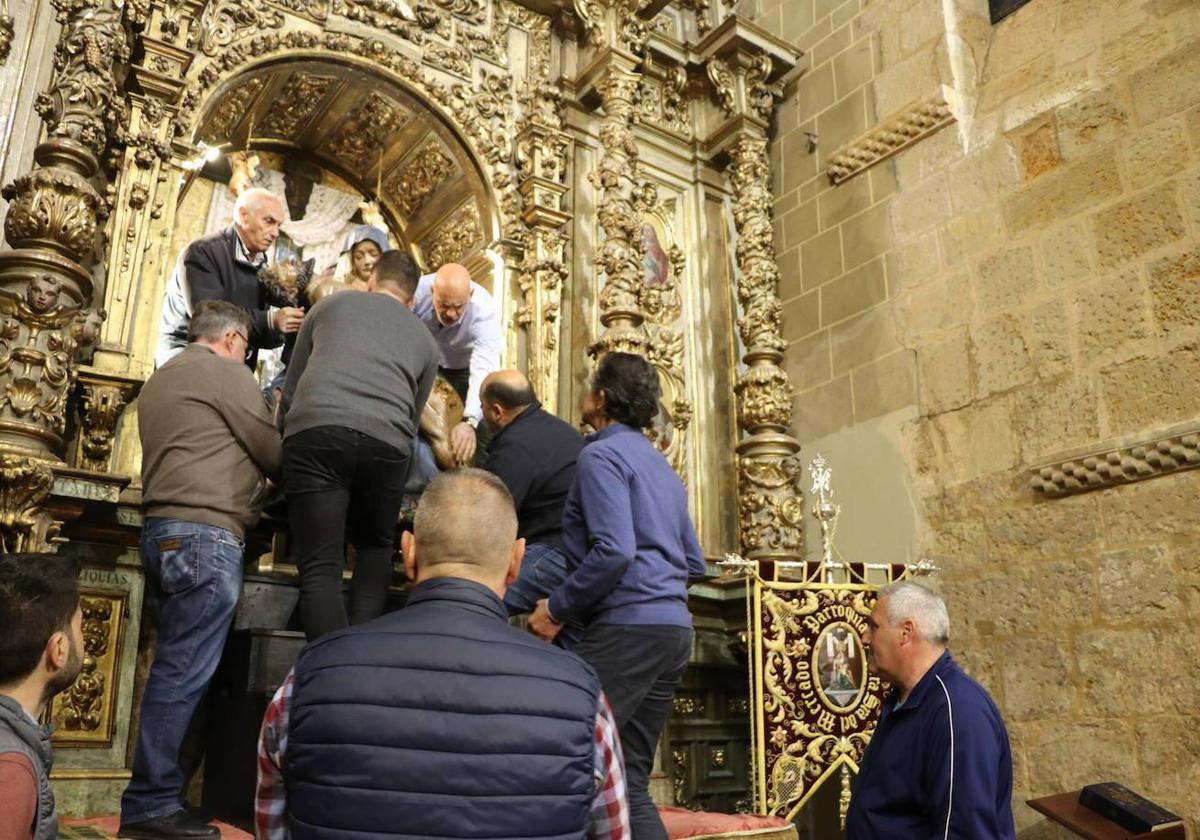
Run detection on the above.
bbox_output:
[155,187,304,368]
[481,370,587,647]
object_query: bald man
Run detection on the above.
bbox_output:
[156,187,305,368]
[412,263,502,465]
[481,370,587,648]
[255,470,631,840]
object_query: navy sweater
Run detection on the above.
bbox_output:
[548,422,706,626]
[846,651,1016,840]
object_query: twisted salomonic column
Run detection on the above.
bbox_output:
[701,26,802,561]
[0,0,127,551]
[587,58,649,358]
[728,131,803,561]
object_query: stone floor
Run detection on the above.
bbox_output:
[59,817,251,840]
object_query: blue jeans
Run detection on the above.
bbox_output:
[121,518,244,823]
[502,543,584,649]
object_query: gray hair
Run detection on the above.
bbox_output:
[877,581,950,645]
[234,187,283,218]
[188,299,251,344]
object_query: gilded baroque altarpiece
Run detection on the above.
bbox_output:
[0,0,806,811]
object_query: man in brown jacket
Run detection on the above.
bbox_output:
[121,300,281,840]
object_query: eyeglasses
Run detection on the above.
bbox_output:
[231,330,251,360]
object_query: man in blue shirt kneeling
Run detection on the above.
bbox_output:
[846,581,1016,840]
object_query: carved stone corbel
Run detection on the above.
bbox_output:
[0,0,129,551]
[699,18,803,561]
[73,372,140,473]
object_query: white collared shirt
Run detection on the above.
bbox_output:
[412,273,502,421]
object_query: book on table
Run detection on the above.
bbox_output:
[1078,782,1183,834]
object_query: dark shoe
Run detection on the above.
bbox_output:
[118,810,220,840]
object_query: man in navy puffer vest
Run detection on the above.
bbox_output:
[255,469,630,840]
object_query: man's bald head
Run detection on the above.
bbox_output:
[480,370,536,432]
[430,263,472,326]
[404,469,523,591]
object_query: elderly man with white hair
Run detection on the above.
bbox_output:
[156,187,305,368]
[846,581,1016,840]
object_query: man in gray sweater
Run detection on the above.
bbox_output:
[281,251,438,640]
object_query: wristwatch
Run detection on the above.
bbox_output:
[463,416,479,430]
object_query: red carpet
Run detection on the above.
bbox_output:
[60,816,251,840]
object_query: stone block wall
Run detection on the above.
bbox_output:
[757,0,1200,833]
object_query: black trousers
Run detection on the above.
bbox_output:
[573,623,693,840]
[283,426,409,641]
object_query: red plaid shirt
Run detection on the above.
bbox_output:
[255,669,630,840]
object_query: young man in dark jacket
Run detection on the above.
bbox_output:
[0,554,83,840]
[847,581,1016,840]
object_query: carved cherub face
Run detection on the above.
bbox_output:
[77,308,106,345]
[28,274,61,313]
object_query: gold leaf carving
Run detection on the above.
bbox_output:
[425,40,472,77]
[76,377,132,473]
[727,125,801,559]
[0,455,61,553]
[421,203,482,268]
[200,77,265,144]
[52,592,125,743]
[386,141,456,217]
[324,92,409,171]
[261,73,337,139]
[706,58,735,116]
[197,0,284,57]
[2,167,107,262]
[0,13,13,66]
[431,0,487,25]
[34,0,129,158]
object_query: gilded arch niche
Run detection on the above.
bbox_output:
[96,1,571,410]
[189,56,503,282]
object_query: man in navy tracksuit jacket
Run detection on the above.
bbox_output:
[846,582,1016,840]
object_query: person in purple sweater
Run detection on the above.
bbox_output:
[530,352,707,840]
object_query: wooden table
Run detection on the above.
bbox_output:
[1027,791,1185,840]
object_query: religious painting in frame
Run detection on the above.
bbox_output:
[638,205,690,479]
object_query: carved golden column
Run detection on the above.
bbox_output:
[728,130,804,561]
[585,55,649,358]
[0,0,130,551]
[515,75,572,412]
[700,20,802,562]
[574,0,653,360]
[71,0,198,480]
